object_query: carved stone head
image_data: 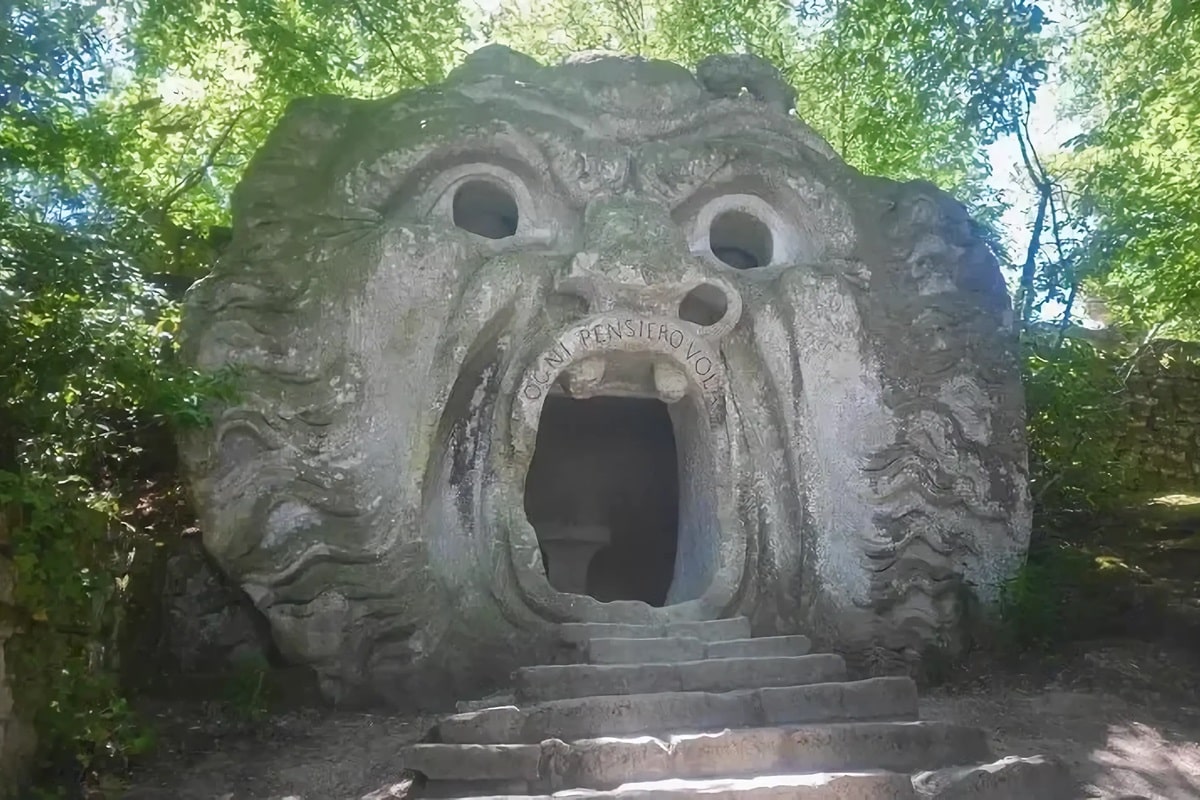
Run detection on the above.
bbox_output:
[180,46,1030,704]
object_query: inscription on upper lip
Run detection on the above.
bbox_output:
[519,315,724,417]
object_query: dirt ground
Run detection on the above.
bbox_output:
[922,639,1200,800]
[114,638,1200,800]
[120,705,435,800]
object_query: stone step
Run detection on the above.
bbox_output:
[404,743,541,782]
[554,721,992,788]
[586,635,813,665]
[436,677,919,744]
[428,771,917,799]
[913,755,1074,799]
[404,721,991,793]
[559,618,752,644]
[515,655,847,702]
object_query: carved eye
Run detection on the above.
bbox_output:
[709,210,773,269]
[420,162,570,247]
[452,179,519,239]
[686,193,795,270]
[423,164,542,242]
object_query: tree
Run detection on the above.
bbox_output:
[1058,0,1200,340]
[2,0,468,783]
[486,0,1048,206]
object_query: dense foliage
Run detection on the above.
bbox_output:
[1,0,1197,792]
[1060,1,1200,339]
[1021,333,1131,509]
[0,208,229,782]
[488,0,1047,201]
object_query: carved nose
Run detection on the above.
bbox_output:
[556,196,742,339]
[556,199,744,340]
[579,196,691,286]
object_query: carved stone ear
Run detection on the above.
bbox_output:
[696,53,797,113]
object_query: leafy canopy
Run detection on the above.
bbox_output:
[487,0,1048,199]
[1059,0,1200,339]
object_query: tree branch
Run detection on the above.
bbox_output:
[1017,184,1049,323]
[1012,89,1070,326]
[350,0,422,84]
[155,107,248,219]
[1120,320,1166,384]
[1055,278,1079,349]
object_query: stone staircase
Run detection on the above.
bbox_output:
[400,618,1070,799]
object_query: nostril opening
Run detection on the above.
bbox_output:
[679,283,728,327]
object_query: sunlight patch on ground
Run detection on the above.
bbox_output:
[1094,554,1137,572]
[1148,493,1200,508]
[1088,722,1200,799]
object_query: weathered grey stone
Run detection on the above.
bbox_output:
[556,722,987,788]
[179,45,1031,704]
[359,777,422,800]
[1116,339,1200,492]
[437,677,918,744]
[515,654,846,701]
[912,754,1074,799]
[586,636,707,664]
[424,782,531,798]
[401,742,541,780]
[696,53,798,113]
[158,535,272,673]
[561,619,751,644]
[759,678,919,727]
[408,721,988,790]
[456,691,516,713]
[439,705,525,743]
[706,635,813,659]
[583,633,816,664]
[427,772,918,799]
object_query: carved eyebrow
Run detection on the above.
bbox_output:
[341,122,557,216]
[648,131,843,212]
[640,144,782,211]
[453,85,600,136]
[647,107,841,165]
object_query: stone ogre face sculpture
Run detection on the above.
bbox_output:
[180,46,1030,704]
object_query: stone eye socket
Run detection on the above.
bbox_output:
[452,179,519,239]
[709,209,773,269]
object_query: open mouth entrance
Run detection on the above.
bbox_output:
[523,395,679,606]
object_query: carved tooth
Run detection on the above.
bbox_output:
[654,361,688,403]
[563,357,607,397]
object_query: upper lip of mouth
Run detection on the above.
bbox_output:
[519,313,724,408]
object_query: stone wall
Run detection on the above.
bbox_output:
[1120,339,1200,491]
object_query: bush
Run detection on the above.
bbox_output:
[999,538,1160,649]
[1022,331,1135,512]
[0,209,232,789]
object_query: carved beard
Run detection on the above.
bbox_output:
[178,50,1029,706]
